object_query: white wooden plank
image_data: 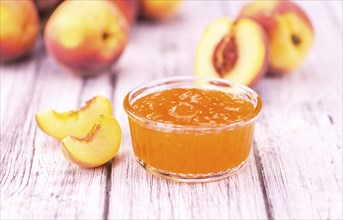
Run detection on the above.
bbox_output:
[109,1,268,219]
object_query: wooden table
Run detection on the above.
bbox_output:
[1,1,342,219]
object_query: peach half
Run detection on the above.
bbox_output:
[195,18,268,87]
[36,96,112,140]
[44,0,128,76]
[239,0,314,74]
[62,114,122,168]
[0,0,39,62]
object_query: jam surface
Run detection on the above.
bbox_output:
[132,88,255,126]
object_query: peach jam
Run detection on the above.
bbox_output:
[124,77,262,182]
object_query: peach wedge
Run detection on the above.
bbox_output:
[62,114,122,168]
[36,96,112,140]
[195,18,268,87]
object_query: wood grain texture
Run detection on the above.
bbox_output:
[1,44,110,219]
[1,1,342,219]
[252,1,342,218]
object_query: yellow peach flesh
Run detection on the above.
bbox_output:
[62,114,122,168]
[228,19,267,85]
[36,96,112,140]
[195,18,232,79]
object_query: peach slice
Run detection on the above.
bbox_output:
[36,96,112,140]
[62,114,122,168]
[195,18,268,87]
[239,0,314,74]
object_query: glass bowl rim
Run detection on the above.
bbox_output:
[123,76,262,132]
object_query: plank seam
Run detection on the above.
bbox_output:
[102,69,118,219]
[253,142,274,220]
[103,161,112,220]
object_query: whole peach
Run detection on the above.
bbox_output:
[110,0,139,25]
[239,0,314,74]
[0,0,39,62]
[44,0,128,76]
[140,0,182,20]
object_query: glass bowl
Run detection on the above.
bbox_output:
[123,76,262,182]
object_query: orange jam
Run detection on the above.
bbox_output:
[127,87,258,175]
